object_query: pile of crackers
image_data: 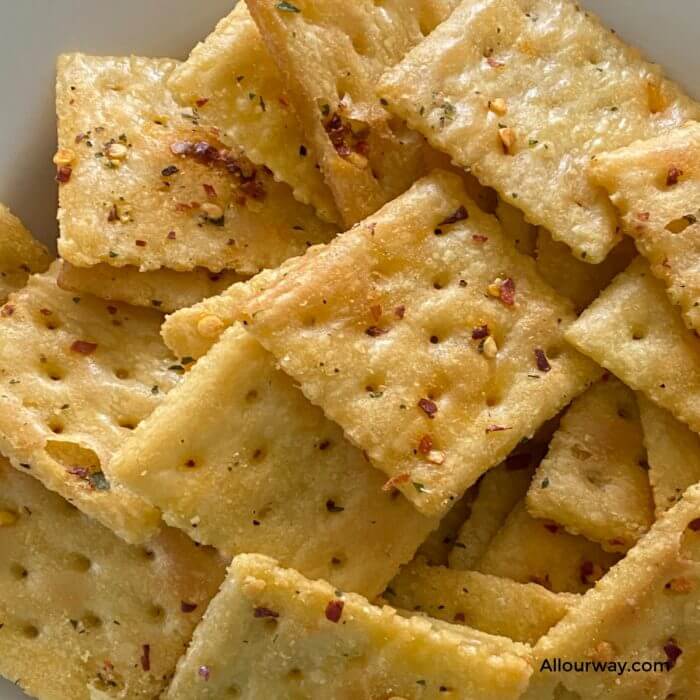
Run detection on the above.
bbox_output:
[1,1,699,698]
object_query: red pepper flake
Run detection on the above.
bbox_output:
[203,183,217,199]
[664,640,683,669]
[106,305,118,315]
[438,206,469,226]
[418,434,433,454]
[140,644,151,672]
[68,467,89,479]
[382,472,410,491]
[666,167,683,186]
[370,304,382,322]
[325,599,344,623]
[198,665,210,681]
[365,326,387,337]
[1,304,15,317]
[471,325,489,340]
[70,340,97,355]
[472,234,488,243]
[485,424,511,433]
[487,57,505,68]
[253,607,279,619]
[107,204,119,222]
[394,305,405,319]
[39,308,52,316]
[688,518,700,531]
[453,612,466,622]
[636,212,650,222]
[535,348,551,372]
[167,230,177,240]
[279,95,290,108]
[180,601,198,613]
[56,165,72,183]
[195,98,210,108]
[418,398,438,419]
[499,277,516,305]
[135,240,147,247]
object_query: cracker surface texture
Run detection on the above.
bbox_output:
[534,483,700,698]
[591,120,700,331]
[527,378,654,552]
[245,0,458,226]
[56,53,335,274]
[379,0,700,261]
[241,171,600,514]
[0,205,52,303]
[109,326,436,598]
[566,258,700,434]
[0,264,179,542]
[166,553,532,699]
[0,460,224,700]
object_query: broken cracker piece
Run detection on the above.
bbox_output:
[166,553,532,699]
[0,459,224,700]
[240,170,600,515]
[0,263,180,542]
[378,0,700,262]
[590,121,700,333]
[108,325,436,598]
[56,53,335,274]
[58,262,245,314]
[387,558,577,644]
[566,257,700,435]
[527,378,654,552]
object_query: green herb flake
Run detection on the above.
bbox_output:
[89,471,111,491]
[541,477,550,489]
[413,481,426,493]
[276,1,300,12]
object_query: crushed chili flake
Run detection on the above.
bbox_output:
[394,305,405,319]
[485,424,511,433]
[365,326,387,337]
[167,230,177,240]
[55,165,72,183]
[382,472,410,491]
[68,467,90,479]
[140,644,151,672]
[369,304,382,322]
[438,206,469,227]
[107,204,119,222]
[71,340,97,355]
[664,640,682,669]
[418,398,438,419]
[1,304,14,317]
[203,183,217,199]
[472,234,488,243]
[534,348,551,372]
[418,434,433,454]
[180,601,198,613]
[453,611,466,622]
[195,98,210,108]
[666,166,683,186]
[325,599,344,623]
[253,607,279,619]
[472,325,489,340]
[636,212,650,222]
[135,240,147,247]
[198,665,210,681]
[497,277,516,306]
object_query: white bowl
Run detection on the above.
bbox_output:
[0,1,698,698]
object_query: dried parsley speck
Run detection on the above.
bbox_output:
[276,1,300,12]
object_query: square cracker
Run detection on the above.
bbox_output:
[168,3,340,224]
[387,558,577,644]
[534,483,700,699]
[566,258,700,435]
[0,460,225,700]
[378,0,700,262]
[0,264,181,542]
[535,230,637,315]
[449,458,536,570]
[638,395,700,516]
[527,378,654,552]
[58,262,245,314]
[108,325,437,599]
[166,553,533,700]
[0,204,52,303]
[240,170,600,515]
[590,121,700,332]
[57,53,336,275]
[245,0,451,226]
[477,500,620,594]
